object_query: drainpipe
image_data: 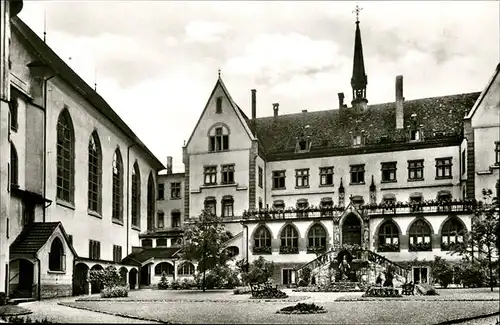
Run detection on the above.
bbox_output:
[240,223,249,266]
[42,74,56,222]
[126,144,137,256]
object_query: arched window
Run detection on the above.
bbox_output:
[112,149,123,222]
[377,220,400,252]
[437,191,452,212]
[178,262,195,276]
[441,218,465,250]
[307,224,326,253]
[157,211,165,229]
[56,109,74,203]
[408,219,432,251]
[208,125,229,152]
[253,226,271,254]
[49,237,65,271]
[154,262,174,276]
[147,173,155,231]
[131,162,141,228]
[88,132,102,213]
[280,224,298,254]
[10,142,18,187]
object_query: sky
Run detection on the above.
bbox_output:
[18,1,499,173]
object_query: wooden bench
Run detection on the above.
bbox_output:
[402,282,415,295]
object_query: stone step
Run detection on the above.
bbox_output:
[7,298,36,305]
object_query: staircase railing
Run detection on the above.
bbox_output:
[364,250,410,279]
[294,249,339,279]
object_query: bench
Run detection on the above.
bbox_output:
[402,282,415,295]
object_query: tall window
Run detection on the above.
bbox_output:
[171,182,181,199]
[410,194,423,212]
[258,166,263,188]
[496,142,500,165]
[158,183,164,200]
[154,262,174,276]
[350,164,365,184]
[142,239,152,248]
[435,157,452,179]
[10,142,18,187]
[381,162,397,183]
[215,97,223,114]
[378,221,400,252]
[295,169,309,188]
[222,196,234,217]
[272,170,286,189]
[461,150,466,175]
[49,237,65,271]
[253,226,271,254]
[147,173,155,231]
[408,160,424,181]
[178,262,195,276]
[131,163,141,228]
[221,164,235,184]
[9,95,18,131]
[209,126,229,152]
[280,225,299,254]
[156,238,168,247]
[89,240,101,260]
[441,218,465,250]
[112,149,123,222]
[56,109,74,203]
[408,219,432,251]
[113,245,122,262]
[319,167,334,186]
[307,224,326,252]
[157,211,165,228]
[410,129,421,141]
[204,197,216,215]
[204,166,217,185]
[88,132,102,214]
[172,211,181,227]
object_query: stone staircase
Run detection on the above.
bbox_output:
[294,248,410,285]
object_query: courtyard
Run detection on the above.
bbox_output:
[15,287,500,324]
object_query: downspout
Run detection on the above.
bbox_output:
[240,222,249,265]
[42,74,56,222]
[126,144,137,256]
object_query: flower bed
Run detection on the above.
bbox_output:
[363,286,402,298]
[293,282,365,293]
[277,303,327,315]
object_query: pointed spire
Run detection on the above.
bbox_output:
[370,175,376,191]
[351,5,368,108]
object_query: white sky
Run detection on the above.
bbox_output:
[18,1,500,172]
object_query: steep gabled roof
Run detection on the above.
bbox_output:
[122,247,181,264]
[247,92,480,160]
[465,63,500,120]
[10,17,165,171]
[10,222,78,257]
[184,77,255,149]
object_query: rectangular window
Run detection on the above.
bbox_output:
[222,198,234,217]
[209,127,229,152]
[495,142,500,165]
[172,212,181,227]
[350,164,365,184]
[319,167,334,186]
[216,97,222,113]
[381,162,397,183]
[408,160,424,181]
[204,199,216,216]
[435,157,452,179]
[272,170,286,189]
[295,169,309,188]
[158,183,164,200]
[204,166,217,185]
[258,166,263,188]
[141,239,152,248]
[157,212,164,228]
[156,238,168,247]
[221,164,235,184]
[171,182,181,199]
[461,150,466,175]
[113,245,122,262]
[352,134,362,146]
[89,240,101,260]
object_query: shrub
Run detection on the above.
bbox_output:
[1,316,53,323]
[455,260,486,288]
[89,265,121,289]
[277,303,327,314]
[180,278,196,289]
[100,285,129,298]
[170,279,181,290]
[158,272,169,290]
[239,257,275,285]
[430,256,454,288]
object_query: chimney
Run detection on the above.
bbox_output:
[395,75,404,129]
[251,89,257,119]
[302,109,307,113]
[166,156,173,174]
[273,103,279,117]
[338,92,345,109]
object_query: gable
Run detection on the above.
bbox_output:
[185,78,254,154]
[469,64,500,128]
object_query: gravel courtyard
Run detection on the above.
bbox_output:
[57,288,500,324]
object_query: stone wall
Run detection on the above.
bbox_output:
[39,284,72,299]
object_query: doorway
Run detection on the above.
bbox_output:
[282,269,293,286]
[413,266,429,284]
[10,259,34,298]
[73,263,89,296]
[342,213,362,245]
[140,264,152,287]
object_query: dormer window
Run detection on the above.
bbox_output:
[295,138,311,153]
[410,129,421,141]
[216,97,223,114]
[353,135,362,146]
[209,125,229,152]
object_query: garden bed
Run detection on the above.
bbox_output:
[293,282,365,293]
[276,303,327,315]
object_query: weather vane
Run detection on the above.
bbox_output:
[353,4,363,23]
[218,68,221,78]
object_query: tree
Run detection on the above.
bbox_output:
[181,208,231,292]
[237,256,275,285]
[451,189,499,291]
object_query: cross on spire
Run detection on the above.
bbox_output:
[353,4,363,23]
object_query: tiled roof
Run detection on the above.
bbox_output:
[10,222,60,256]
[122,247,181,264]
[249,92,480,159]
[10,17,165,171]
